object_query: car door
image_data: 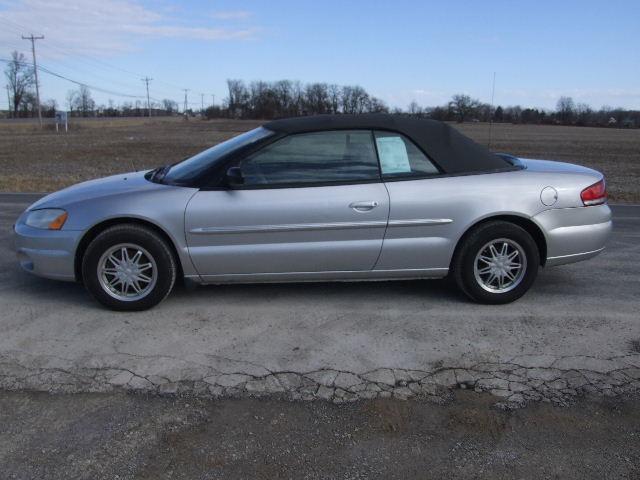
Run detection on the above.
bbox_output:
[372,130,460,272]
[185,130,390,280]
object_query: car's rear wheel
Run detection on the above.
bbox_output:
[452,221,539,304]
[82,224,176,311]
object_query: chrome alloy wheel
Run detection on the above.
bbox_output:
[97,243,158,301]
[473,238,527,294]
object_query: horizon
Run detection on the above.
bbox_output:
[1,0,639,111]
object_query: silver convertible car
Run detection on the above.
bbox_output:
[14,115,611,310]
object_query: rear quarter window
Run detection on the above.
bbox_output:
[374,131,439,178]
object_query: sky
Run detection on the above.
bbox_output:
[1,0,639,111]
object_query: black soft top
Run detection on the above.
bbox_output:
[264,114,510,174]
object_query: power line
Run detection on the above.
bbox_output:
[3,46,186,102]
[2,15,219,109]
[0,58,161,102]
[21,34,44,126]
[1,16,189,99]
[39,56,158,95]
[1,16,190,94]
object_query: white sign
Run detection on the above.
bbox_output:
[376,136,411,174]
[55,111,68,132]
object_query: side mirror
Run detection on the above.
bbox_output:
[225,166,244,187]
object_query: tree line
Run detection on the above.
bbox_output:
[3,50,639,128]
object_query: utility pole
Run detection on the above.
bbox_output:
[201,93,204,112]
[182,89,189,114]
[6,85,11,119]
[141,77,152,117]
[22,34,44,127]
[211,94,215,107]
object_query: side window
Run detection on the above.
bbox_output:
[239,130,379,187]
[374,131,439,178]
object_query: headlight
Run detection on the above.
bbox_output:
[25,209,68,230]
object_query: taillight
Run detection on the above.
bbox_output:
[580,179,607,206]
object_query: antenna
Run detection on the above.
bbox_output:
[488,71,496,150]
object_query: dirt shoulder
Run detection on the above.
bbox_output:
[1,118,639,202]
[1,390,638,480]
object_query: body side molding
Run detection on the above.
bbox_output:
[189,218,453,235]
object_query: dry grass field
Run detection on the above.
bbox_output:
[1,117,638,202]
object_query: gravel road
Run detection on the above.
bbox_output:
[1,196,639,406]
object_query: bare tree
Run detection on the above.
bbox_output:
[556,96,575,124]
[41,98,57,117]
[368,97,388,113]
[274,80,294,116]
[341,85,370,114]
[328,84,341,113]
[575,102,592,125]
[407,101,422,116]
[448,94,480,123]
[4,50,35,117]
[19,91,37,116]
[504,105,522,123]
[160,99,176,113]
[250,80,279,118]
[304,83,330,114]
[226,79,249,118]
[67,85,95,117]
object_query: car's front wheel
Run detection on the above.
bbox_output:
[452,221,540,304]
[81,224,177,311]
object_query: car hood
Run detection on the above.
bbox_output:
[28,170,165,210]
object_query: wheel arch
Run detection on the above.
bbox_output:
[74,217,184,282]
[451,214,548,269]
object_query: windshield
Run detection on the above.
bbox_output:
[161,127,274,184]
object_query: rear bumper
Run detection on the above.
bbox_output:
[14,223,83,281]
[533,204,612,267]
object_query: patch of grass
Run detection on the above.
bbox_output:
[1,118,639,201]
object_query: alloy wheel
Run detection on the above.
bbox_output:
[473,238,527,293]
[97,243,158,301]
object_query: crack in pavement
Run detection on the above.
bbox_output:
[1,351,639,408]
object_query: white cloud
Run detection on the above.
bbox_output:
[0,0,258,57]
[122,24,258,41]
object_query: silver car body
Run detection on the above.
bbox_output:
[14,156,612,284]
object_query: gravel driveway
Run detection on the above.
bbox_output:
[2,195,639,406]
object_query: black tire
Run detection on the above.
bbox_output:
[452,221,539,304]
[81,224,177,311]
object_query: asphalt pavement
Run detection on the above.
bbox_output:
[1,195,639,405]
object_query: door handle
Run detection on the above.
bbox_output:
[349,201,379,211]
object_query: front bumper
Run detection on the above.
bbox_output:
[14,223,84,281]
[533,204,612,267]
